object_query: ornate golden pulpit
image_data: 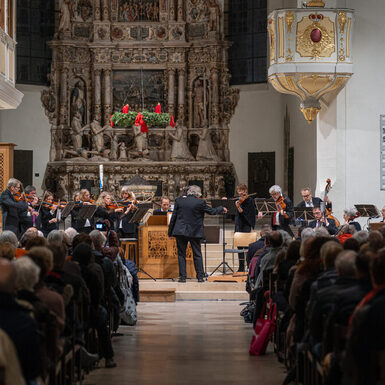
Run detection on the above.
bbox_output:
[138,214,194,279]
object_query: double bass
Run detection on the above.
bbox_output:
[323,178,341,227]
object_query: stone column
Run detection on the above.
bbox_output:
[59,67,68,125]
[168,68,176,116]
[94,0,101,21]
[103,69,112,124]
[211,68,219,126]
[177,0,183,21]
[94,69,102,121]
[177,68,185,124]
[102,0,109,21]
[169,0,175,21]
[188,74,193,128]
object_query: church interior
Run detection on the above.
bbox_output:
[0,0,384,384]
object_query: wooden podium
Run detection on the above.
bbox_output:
[369,222,385,231]
[138,214,194,279]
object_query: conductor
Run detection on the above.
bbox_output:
[168,185,227,282]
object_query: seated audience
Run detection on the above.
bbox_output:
[343,207,361,231]
[0,241,16,260]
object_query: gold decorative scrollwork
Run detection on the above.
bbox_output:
[338,11,347,33]
[268,18,276,64]
[285,11,294,33]
[296,16,335,58]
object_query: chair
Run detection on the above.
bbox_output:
[225,232,257,272]
[120,238,138,264]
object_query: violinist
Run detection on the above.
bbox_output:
[117,186,138,238]
[70,192,80,230]
[75,189,95,234]
[343,207,361,231]
[19,185,40,234]
[94,191,124,230]
[234,184,256,272]
[308,206,338,235]
[0,178,29,237]
[40,192,59,237]
[263,185,294,237]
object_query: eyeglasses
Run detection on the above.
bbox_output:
[302,194,310,198]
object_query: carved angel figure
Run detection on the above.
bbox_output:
[196,122,218,161]
[169,124,194,161]
[58,0,71,34]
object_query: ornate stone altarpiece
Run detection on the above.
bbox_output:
[42,0,239,199]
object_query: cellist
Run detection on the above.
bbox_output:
[261,184,294,237]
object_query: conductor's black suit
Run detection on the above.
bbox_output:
[168,195,225,280]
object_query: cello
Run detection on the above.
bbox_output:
[323,178,341,227]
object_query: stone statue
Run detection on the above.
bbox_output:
[169,124,194,161]
[193,79,205,128]
[119,142,128,160]
[132,124,149,156]
[196,122,218,161]
[110,134,118,161]
[71,81,86,124]
[207,0,220,32]
[58,0,71,35]
[84,120,108,153]
[70,112,84,151]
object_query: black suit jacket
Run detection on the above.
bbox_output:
[0,189,28,234]
[308,217,338,235]
[235,196,256,232]
[296,197,322,208]
[168,195,224,239]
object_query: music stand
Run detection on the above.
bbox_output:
[254,198,276,215]
[294,208,315,226]
[354,204,380,230]
[202,226,220,280]
[77,204,97,222]
[59,201,76,230]
[129,203,156,281]
[210,199,237,275]
[354,204,379,218]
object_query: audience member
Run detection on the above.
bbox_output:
[0,241,16,260]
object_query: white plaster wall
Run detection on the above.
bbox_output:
[229,84,285,188]
[0,84,50,194]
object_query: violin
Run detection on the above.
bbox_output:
[234,192,257,205]
[41,200,67,210]
[13,192,26,202]
[276,196,289,218]
[106,201,135,211]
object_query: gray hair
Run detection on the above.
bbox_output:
[0,231,18,248]
[340,224,357,235]
[269,185,282,195]
[314,227,330,238]
[7,178,20,188]
[301,227,315,242]
[64,227,78,242]
[335,250,357,277]
[47,230,64,244]
[278,230,293,247]
[353,230,369,245]
[344,207,358,218]
[187,185,202,197]
[89,230,106,250]
[13,257,40,291]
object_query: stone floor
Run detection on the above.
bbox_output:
[83,301,286,385]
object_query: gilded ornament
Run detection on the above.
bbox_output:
[306,0,325,7]
[285,11,294,33]
[300,107,320,124]
[338,11,347,33]
[296,16,335,58]
[268,19,276,64]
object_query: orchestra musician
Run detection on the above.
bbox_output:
[19,185,40,234]
[0,178,29,237]
[74,189,95,234]
[153,196,172,215]
[94,191,124,230]
[296,187,323,208]
[308,206,338,235]
[381,206,385,222]
[343,207,362,231]
[40,192,59,237]
[234,184,256,272]
[117,186,138,239]
[71,192,80,230]
[261,185,294,237]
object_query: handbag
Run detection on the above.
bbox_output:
[249,299,277,356]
